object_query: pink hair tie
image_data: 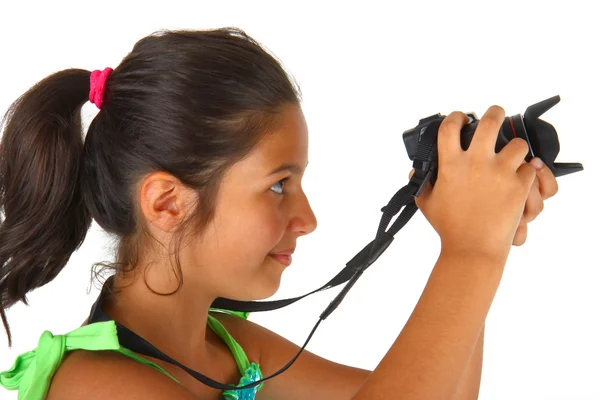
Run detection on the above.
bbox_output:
[89,67,113,109]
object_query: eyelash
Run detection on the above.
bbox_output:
[270,178,289,195]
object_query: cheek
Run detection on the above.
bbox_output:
[223,199,285,253]
[244,202,285,246]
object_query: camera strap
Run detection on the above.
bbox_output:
[86,120,440,391]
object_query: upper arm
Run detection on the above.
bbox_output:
[214,314,372,400]
[47,349,198,400]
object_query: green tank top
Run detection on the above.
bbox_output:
[0,308,263,400]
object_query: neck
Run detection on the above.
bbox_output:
[100,273,219,367]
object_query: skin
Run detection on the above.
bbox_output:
[49,103,558,400]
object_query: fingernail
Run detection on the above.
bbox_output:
[532,157,544,169]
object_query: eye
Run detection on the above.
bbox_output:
[270,178,289,195]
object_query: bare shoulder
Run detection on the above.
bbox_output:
[210,312,371,400]
[47,349,198,400]
[207,310,296,366]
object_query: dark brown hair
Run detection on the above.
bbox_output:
[0,27,301,347]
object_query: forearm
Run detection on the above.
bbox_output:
[352,252,504,400]
[452,325,485,400]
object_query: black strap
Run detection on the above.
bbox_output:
[87,120,440,391]
[88,278,261,391]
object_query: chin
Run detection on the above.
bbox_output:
[225,256,287,301]
[225,275,281,302]
[252,277,282,301]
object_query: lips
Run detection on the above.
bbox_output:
[268,248,295,267]
[269,254,292,266]
[270,248,295,256]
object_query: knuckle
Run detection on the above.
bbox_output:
[513,229,526,246]
[479,105,505,128]
[512,138,530,151]
[499,139,529,164]
[531,200,544,216]
[543,178,559,198]
[440,111,467,133]
[502,138,529,159]
[550,181,559,197]
[449,110,467,119]
[524,163,537,175]
[518,164,537,188]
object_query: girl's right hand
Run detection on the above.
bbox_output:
[413,105,538,263]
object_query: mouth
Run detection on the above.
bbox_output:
[268,254,293,267]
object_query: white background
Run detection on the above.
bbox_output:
[1,1,598,399]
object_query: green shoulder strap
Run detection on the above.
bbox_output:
[0,321,178,400]
[206,312,251,375]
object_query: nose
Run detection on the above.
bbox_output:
[289,189,317,236]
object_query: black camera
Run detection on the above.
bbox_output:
[402,95,584,190]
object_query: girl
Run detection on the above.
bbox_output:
[0,27,558,399]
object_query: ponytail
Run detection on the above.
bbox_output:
[0,69,93,347]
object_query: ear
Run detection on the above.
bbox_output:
[138,171,194,233]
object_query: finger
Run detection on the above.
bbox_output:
[409,168,415,179]
[437,111,470,165]
[530,157,559,200]
[469,105,506,158]
[516,162,538,192]
[523,177,544,223]
[497,138,532,172]
[513,218,528,246]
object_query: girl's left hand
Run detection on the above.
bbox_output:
[512,157,559,246]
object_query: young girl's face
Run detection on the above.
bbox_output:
[185,103,317,301]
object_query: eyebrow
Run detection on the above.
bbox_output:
[268,161,309,176]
